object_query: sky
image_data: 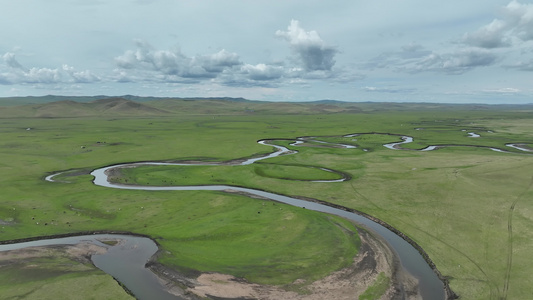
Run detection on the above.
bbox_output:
[1,0,532,103]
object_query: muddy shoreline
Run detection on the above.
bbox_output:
[0,218,456,300]
[291,195,458,299]
[0,223,457,299]
[226,191,457,300]
[147,228,423,300]
[0,230,156,246]
[0,229,420,300]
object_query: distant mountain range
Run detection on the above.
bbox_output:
[0,95,532,118]
[0,95,252,106]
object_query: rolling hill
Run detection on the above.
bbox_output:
[1,95,532,118]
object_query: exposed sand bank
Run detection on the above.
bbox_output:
[150,229,422,300]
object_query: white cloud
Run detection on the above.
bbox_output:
[115,41,242,79]
[367,45,497,74]
[462,19,510,48]
[114,34,351,88]
[197,49,241,73]
[1,52,100,84]
[504,0,533,41]
[62,64,100,83]
[482,87,521,93]
[461,1,533,48]
[364,2,533,78]
[276,20,338,71]
[151,50,184,75]
[241,63,284,80]
[364,43,432,70]
[504,58,533,71]
[364,1,533,77]
[25,67,62,83]
[407,49,498,74]
[114,41,283,87]
[115,40,188,75]
[3,52,24,69]
[363,86,416,94]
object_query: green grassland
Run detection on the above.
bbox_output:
[109,163,344,185]
[1,98,533,299]
[0,255,133,300]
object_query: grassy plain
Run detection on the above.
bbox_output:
[0,254,133,300]
[1,98,533,299]
[110,163,344,186]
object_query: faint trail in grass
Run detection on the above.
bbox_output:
[440,167,500,299]
[501,175,533,300]
[349,182,382,210]
[350,168,498,298]
[395,218,498,299]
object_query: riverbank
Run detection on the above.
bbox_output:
[0,237,134,300]
[148,229,421,300]
[0,229,418,300]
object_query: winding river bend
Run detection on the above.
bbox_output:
[9,131,529,299]
[0,234,176,300]
[91,137,447,299]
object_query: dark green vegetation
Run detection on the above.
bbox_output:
[1,97,533,299]
[155,203,360,285]
[110,163,344,185]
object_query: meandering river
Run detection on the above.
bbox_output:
[95,138,449,299]
[8,131,530,299]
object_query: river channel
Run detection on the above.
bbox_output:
[4,134,495,299]
[0,234,179,300]
[87,139,447,299]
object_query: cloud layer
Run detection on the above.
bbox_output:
[364,1,533,76]
[275,20,338,71]
[366,45,498,74]
[112,20,340,87]
[1,53,100,85]
[462,0,533,48]
[115,40,242,80]
[1,1,532,103]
